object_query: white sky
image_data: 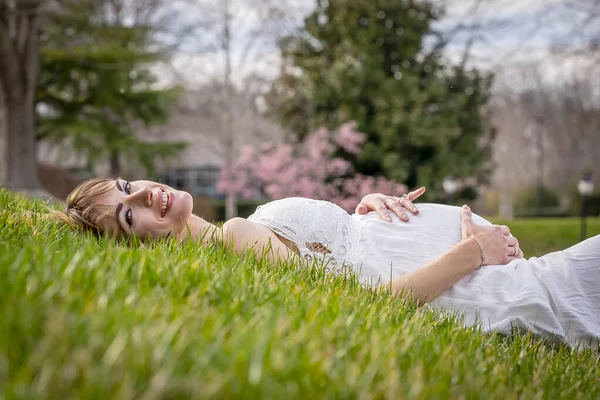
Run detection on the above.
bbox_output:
[436,0,598,84]
[159,0,596,90]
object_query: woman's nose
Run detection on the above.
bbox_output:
[128,187,152,207]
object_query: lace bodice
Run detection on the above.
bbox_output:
[247,197,360,273]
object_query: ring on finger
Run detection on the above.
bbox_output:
[511,246,518,257]
[397,193,409,203]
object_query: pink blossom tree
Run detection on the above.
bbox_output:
[217,122,407,213]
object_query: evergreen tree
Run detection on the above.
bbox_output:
[37,0,184,177]
[267,0,495,200]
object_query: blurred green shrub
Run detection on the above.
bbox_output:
[514,186,563,217]
[568,191,600,218]
[489,217,600,257]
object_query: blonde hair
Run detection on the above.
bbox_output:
[55,178,119,236]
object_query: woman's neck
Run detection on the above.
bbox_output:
[177,214,221,244]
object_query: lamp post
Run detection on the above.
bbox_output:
[443,175,457,206]
[578,173,595,241]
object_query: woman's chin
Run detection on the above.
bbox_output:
[172,190,194,220]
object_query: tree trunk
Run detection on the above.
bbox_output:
[499,192,514,219]
[5,91,39,190]
[222,0,238,220]
[0,82,6,186]
[0,0,42,190]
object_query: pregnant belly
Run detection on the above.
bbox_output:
[351,204,493,283]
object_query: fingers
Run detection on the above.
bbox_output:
[506,244,524,261]
[397,196,419,215]
[506,236,519,247]
[374,203,393,223]
[461,204,472,219]
[502,225,523,259]
[460,205,473,239]
[497,225,510,237]
[356,203,368,215]
[408,186,426,201]
[403,187,425,214]
[384,198,409,222]
[393,187,425,216]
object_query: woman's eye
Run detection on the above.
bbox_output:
[125,208,133,227]
[125,181,131,194]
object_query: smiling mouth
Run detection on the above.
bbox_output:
[161,191,169,217]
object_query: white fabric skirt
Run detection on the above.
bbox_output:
[351,205,600,348]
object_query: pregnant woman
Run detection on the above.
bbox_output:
[59,178,600,348]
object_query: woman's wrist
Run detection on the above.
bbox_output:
[458,237,485,271]
[463,237,485,270]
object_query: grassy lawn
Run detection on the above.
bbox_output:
[1,188,599,399]
[489,217,600,257]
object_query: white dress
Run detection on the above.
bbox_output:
[247,197,600,348]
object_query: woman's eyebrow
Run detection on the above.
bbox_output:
[115,180,123,192]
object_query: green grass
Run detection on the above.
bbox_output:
[489,217,600,257]
[1,188,600,399]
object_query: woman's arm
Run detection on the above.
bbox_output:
[376,238,481,302]
[378,205,522,303]
[221,217,300,264]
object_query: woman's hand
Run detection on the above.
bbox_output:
[460,205,523,266]
[355,187,426,222]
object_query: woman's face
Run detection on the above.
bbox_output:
[100,178,193,240]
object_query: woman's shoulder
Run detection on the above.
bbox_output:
[221,217,299,259]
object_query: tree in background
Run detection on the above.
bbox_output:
[490,63,600,216]
[37,0,185,177]
[0,0,43,190]
[172,0,299,219]
[217,122,406,212]
[266,0,495,201]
